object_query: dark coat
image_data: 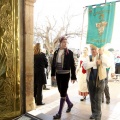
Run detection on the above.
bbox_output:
[51,49,77,80]
[34,52,48,85]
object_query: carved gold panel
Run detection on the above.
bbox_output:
[0,0,21,119]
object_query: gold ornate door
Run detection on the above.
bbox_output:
[0,0,21,119]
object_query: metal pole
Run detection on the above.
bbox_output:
[85,0,120,7]
[80,7,87,53]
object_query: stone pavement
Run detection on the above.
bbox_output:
[29,80,120,120]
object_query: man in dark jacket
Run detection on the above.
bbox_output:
[51,36,77,119]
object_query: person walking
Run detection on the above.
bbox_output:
[76,47,89,101]
[42,51,50,90]
[83,44,110,120]
[102,50,115,104]
[34,43,48,105]
[115,54,120,79]
[51,36,77,119]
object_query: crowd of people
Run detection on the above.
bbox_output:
[33,36,117,120]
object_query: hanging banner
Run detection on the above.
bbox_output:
[86,2,116,48]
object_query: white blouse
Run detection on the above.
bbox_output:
[57,49,64,63]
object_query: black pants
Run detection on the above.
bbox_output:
[56,73,70,97]
[34,83,43,104]
[102,78,110,102]
[87,79,105,120]
[34,72,44,104]
[102,70,110,102]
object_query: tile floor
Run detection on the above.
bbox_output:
[29,80,120,120]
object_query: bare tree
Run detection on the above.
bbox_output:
[34,12,86,54]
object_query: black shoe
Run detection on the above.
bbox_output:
[89,115,95,119]
[80,96,86,101]
[43,88,50,90]
[106,100,110,104]
[53,113,61,119]
[37,102,45,105]
[66,103,73,113]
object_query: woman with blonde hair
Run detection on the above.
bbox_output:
[34,43,48,105]
[77,47,89,101]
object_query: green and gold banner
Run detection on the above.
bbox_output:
[86,2,116,48]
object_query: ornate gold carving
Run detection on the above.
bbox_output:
[0,0,21,119]
[0,0,12,78]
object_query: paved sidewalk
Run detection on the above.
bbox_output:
[29,80,120,120]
